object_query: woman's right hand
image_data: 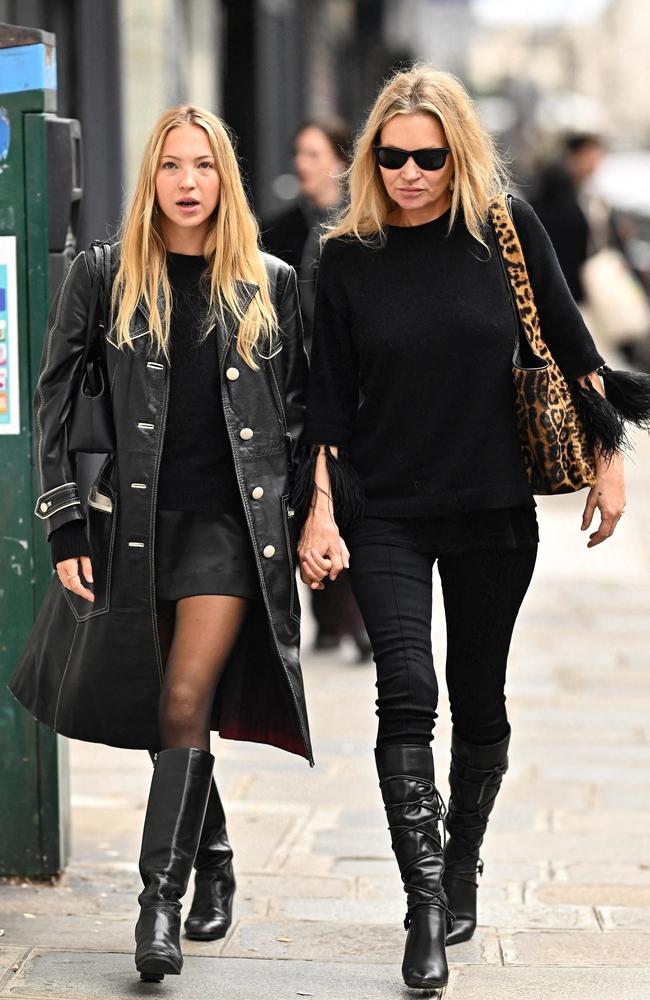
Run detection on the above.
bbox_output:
[56,557,95,602]
[298,510,350,591]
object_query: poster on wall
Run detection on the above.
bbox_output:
[0,235,20,435]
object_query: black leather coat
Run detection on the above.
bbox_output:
[8,245,314,764]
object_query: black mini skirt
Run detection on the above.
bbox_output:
[154,509,259,602]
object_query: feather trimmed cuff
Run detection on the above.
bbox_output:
[571,365,650,460]
[290,445,365,530]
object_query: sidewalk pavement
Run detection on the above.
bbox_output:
[1,435,649,1000]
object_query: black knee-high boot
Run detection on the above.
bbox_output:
[135,747,214,981]
[375,745,453,991]
[147,749,236,941]
[443,727,510,946]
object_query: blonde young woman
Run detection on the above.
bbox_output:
[296,66,629,991]
[9,106,311,983]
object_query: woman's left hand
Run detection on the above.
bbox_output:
[581,451,626,547]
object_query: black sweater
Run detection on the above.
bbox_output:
[156,251,240,513]
[50,252,240,566]
[304,197,605,518]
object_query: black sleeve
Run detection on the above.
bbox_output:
[303,239,360,449]
[33,250,95,539]
[511,197,605,382]
[49,519,90,569]
[271,265,309,469]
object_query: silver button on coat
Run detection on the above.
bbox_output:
[251,486,264,500]
[240,427,254,440]
[226,367,240,381]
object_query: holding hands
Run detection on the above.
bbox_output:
[297,445,350,589]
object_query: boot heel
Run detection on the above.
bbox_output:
[137,954,181,980]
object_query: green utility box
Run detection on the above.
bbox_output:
[0,23,83,876]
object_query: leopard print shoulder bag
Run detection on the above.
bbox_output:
[489,191,599,495]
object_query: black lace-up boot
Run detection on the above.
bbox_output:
[134,747,214,981]
[375,744,453,991]
[443,727,510,945]
[148,749,235,941]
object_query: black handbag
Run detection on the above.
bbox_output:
[68,242,116,454]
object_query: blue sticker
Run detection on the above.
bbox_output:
[0,108,9,166]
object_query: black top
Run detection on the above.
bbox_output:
[156,251,240,514]
[304,197,604,521]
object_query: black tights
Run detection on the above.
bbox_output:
[155,595,248,752]
[348,518,537,748]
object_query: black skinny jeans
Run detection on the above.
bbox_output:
[347,516,537,748]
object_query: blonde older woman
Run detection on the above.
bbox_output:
[296,66,626,990]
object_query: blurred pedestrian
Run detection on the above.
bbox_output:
[263,118,372,662]
[8,106,312,984]
[262,117,351,350]
[533,133,650,354]
[295,66,638,992]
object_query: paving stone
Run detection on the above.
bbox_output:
[0,913,135,953]
[479,901,598,931]
[446,964,650,1000]
[313,828,391,858]
[551,809,650,834]
[0,907,247,959]
[0,950,422,999]
[223,916,500,966]
[497,780,595,809]
[597,907,650,930]
[272,896,404,924]
[552,863,650,885]
[332,858,396,877]
[0,884,100,917]
[533,883,650,907]
[356,874,517,904]
[480,861,551,885]
[237,872,355,900]
[0,950,29,992]
[500,930,650,966]
[482,831,647,864]
[222,916,406,964]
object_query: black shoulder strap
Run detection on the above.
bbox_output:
[100,241,112,336]
[81,243,104,369]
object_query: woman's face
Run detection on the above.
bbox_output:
[155,123,221,243]
[294,126,343,200]
[378,112,453,217]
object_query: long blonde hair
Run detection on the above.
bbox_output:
[112,105,275,368]
[325,64,509,248]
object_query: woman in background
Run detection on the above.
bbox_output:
[264,117,371,662]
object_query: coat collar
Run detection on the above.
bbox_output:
[134,280,259,346]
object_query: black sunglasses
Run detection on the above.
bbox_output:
[373,145,451,171]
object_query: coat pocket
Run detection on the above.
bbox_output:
[62,479,118,622]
